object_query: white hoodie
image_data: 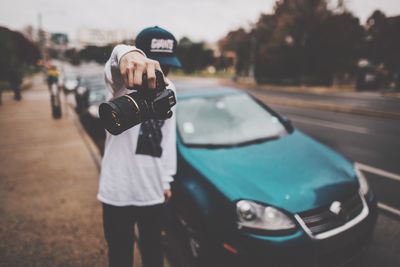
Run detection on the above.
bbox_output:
[97,44,177,207]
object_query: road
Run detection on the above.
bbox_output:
[245,85,400,115]
[170,78,400,267]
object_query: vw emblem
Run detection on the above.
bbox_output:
[329,201,342,215]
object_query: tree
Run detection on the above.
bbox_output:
[0,26,41,99]
[219,0,366,85]
[0,27,41,75]
[177,37,214,73]
[366,10,400,72]
[65,48,81,65]
[304,12,364,83]
[218,28,251,76]
[79,45,113,64]
[255,0,332,84]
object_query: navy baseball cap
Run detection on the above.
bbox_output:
[135,26,182,68]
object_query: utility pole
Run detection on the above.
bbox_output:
[248,33,257,83]
[38,13,47,65]
[337,0,347,14]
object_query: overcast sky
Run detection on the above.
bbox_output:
[0,0,399,42]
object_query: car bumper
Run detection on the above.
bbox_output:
[220,193,378,267]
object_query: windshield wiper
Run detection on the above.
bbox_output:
[234,135,280,147]
[184,135,280,149]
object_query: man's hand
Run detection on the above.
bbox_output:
[119,51,166,89]
[164,189,172,202]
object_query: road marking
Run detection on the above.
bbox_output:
[355,163,400,217]
[289,115,370,134]
[355,162,400,182]
[378,202,400,217]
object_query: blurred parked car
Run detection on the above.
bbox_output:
[75,74,104,113]
[171,87,377,267]
[60,73,80,94]
[76,74,107,153]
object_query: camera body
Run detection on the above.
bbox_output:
[99,70,176,135]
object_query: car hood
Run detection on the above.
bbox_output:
[178,131,359,214]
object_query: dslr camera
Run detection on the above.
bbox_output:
[99,70,176,135]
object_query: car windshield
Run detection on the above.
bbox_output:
[177,93,287,147]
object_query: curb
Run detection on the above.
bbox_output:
[68,104,102,171]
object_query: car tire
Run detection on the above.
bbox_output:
[184,227,210,267]
[175,214,221,267]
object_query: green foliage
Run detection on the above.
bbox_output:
[366,10,400,71]
[177,37,214,73]
[219,28,251,76]
[219,0,368,85]
[305,13,364,78]
[0,26,41,85]
[79,45,113,64]
[64,48,81,66]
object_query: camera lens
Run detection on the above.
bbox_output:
[99,94,142,135]
[99,70,176,135]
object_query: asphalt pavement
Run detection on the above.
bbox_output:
[0,74,107,267]
[0,74,172,267]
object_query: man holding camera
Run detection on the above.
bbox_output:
[98,26,181,267]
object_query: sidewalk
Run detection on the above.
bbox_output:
[0,75,159,267]
[0,74,107,266]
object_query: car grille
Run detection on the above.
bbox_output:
[298,194,364,236]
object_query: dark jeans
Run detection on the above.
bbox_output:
[102,203,164,267]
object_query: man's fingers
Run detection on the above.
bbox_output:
[127,66,134,88]
[164,189,172,202]
[154,61,162,72]
[146,63,156,89]
[133,63,144,87]
[154,61,169,86]
[121,67,128,86]
[120,55,168,88]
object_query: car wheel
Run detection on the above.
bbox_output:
[175,214,220,267]
[187,228,201,260]
[185,228,210,267]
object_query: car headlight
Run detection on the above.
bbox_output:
[88,105,100,118]
[355,165,369,195]
[236,200,296,231]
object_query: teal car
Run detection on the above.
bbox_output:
[171,87,377,267]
